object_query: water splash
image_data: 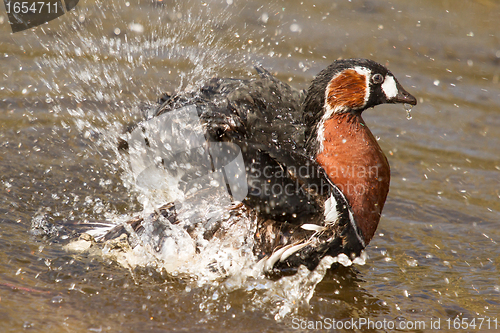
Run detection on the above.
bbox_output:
[23,0,355,321]
[28,0,265,204]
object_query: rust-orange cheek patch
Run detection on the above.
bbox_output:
[326,69,367,111]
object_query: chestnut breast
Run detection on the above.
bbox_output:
[316,113,390,244]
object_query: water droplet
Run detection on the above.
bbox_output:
[290,23,301,33]
[51,295,64,303]
[260,13,269,24]
[404,103,413,120]
[407,259,418,267]
[128,23,144,34]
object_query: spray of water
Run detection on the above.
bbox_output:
[25,0,351,320]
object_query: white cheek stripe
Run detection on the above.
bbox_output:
[353,66,371,105]
[381,75,398,99]
[318,73,342,153]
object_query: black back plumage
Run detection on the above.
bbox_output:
[154,67,307,152]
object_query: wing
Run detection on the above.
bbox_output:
[118,67,308,198]
[152,67,306,151]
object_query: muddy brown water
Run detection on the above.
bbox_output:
[1,0,500,332]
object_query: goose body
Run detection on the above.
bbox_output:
[93,59,417,275]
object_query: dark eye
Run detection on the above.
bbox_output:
[371,73,384,84]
